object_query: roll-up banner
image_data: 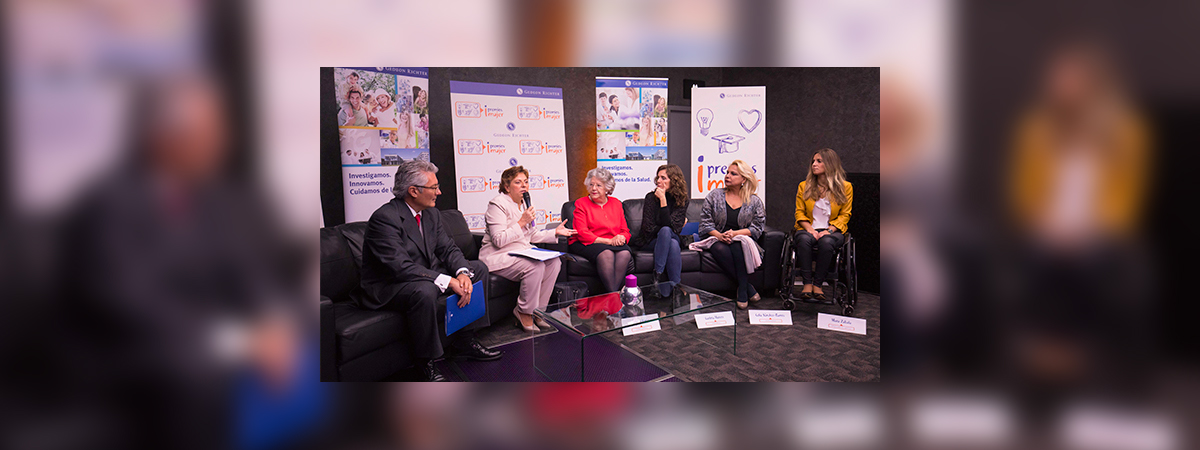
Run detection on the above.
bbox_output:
[690,86,767,203]
[595,77,669,201]
[334,67,430,222]
[449,81,569,231]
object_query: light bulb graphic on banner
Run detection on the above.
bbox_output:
[696,108,714,136]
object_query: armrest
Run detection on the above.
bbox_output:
[320,295,337,381]
[757,230,788,292]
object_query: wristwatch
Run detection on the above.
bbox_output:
[456,268,475,279]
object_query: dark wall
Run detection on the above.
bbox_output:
[321,67,880,292]
[720,68,880,232]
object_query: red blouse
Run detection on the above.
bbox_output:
[568,196,632,246]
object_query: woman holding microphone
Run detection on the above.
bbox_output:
[479,166,576,332]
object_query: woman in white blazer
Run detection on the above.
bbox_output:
[479,166,577,331]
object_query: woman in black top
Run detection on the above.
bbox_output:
[631,164,689,293]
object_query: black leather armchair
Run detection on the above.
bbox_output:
[556,198,786,296]
[319,209,519,381]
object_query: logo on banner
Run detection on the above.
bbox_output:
[518,105,540,120]
[695,155,759,194]
[460,176,486,193]
[455,102,481,118]
[625,80,632,87]
[516,88,523,95]
[529,175,545,190]
[506,122,516,131]
[485,142,507,154]
[720,93,725,99]
[545,143,564,154]
[520,140,543,155]
[464,214,485,230]
[541,108,562,120]
[546,177,566,189]
[457,139,483,155]
[509,157,518,166]
[484,106,504,118]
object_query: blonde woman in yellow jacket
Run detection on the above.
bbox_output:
[794,148,853,301]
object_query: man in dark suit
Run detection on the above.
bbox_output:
[355,160,501,381]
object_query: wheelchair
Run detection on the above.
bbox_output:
[778,231,858,316]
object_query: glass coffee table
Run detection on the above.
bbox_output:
[532,283,738,381]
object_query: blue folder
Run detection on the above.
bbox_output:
[446,280,485,336]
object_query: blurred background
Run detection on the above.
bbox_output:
[4,0,1198,449]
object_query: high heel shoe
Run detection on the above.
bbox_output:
[532,313,552,330]
[513,307,538,332]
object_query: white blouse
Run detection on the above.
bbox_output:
[812,197,832,230]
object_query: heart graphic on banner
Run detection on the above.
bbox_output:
[738,109,762,133]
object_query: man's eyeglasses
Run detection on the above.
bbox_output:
[414,185,440,191]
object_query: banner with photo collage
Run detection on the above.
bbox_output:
[449,81,569,231]
[595,77,669,201]
[334,67,430,222]
[690,86,767,203]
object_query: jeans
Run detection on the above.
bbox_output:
[641,226,682,285]
[794,230,844,286]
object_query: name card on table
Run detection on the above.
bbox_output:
[748,310,793,326]
[621,314,662,336]
[817,313,867,335]
[695,311,735,329]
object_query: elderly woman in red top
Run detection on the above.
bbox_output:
[568,167,633,293]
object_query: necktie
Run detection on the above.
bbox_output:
[415,212,422,236]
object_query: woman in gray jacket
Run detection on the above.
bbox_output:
[699,159,766,308]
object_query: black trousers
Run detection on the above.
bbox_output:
[381,260,489,360]
[709,240,753,299]
[794,230,844,285]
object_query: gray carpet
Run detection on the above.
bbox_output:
[476,290,880,382]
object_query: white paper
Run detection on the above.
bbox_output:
[817,313,867,335]
[748,309,793,326]
[695,311,735,329]
[508,247,564,261]
[620,314,661,336]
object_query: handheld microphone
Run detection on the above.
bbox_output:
[522,192,532,209]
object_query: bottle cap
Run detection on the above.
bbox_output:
[625,274,638,288]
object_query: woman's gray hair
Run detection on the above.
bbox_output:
[394,160,439,197]
[584,167,616,195]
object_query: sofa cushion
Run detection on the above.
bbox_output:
[339,221,368,267]
[321,227,359,302]
[332,302,406,363]
[487,273,519,300]
[439,209,478,260]
[623,198,645,243]
[629,248,702,273]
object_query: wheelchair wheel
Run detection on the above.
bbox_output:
[847,238,858,308]
[782,299,795,311]
[779,234,796,299]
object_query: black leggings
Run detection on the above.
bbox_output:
[709,240,756,301]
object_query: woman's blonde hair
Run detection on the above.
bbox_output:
[802,148,848,204]
[725,159,757,203]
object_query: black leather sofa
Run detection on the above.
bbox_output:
[319,209,520,381]
[550,198,786,297]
